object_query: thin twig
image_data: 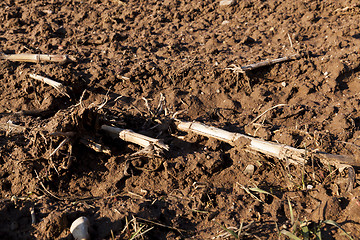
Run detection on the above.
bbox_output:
[97,87,112,110]
[77,89,87,108]
[136,217,186,233]
[34,170,63,200]
[49,138,70,157]
[287,33,293,49]
[226,54,301,73]
[237,183,263,202]
[49,132,76,137]
[250,104,287,124]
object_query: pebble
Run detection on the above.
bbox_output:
[244,164,255,176]
[220,0,235,6]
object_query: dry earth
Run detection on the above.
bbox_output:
[1,0,360,239]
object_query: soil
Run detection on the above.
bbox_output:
[1,0,360,239]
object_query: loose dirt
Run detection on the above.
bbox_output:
[1,0,360,239]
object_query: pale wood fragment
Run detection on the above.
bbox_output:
[0,53,75,63]
[220,0,235,7]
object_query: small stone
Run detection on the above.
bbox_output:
[281,81,287,87]
[220,0,235,7]
[43,10,53,14]
[244,164,255,176]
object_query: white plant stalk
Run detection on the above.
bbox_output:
[29,74,70,98]
[174,120,359,168]
[101,125,169,154]
[0,53,75,63]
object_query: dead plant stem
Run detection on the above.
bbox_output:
[174,119,360,168]
[0,53,75,63]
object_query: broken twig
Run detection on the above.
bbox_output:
[226,53,301,73]
[29,74,70,98]
[79,137,111,154]
[0,53,75,63]
[250,104,287,124]
[49,138,70,158]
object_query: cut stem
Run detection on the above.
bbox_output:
[0,53,75,63]
[101,125,169,153]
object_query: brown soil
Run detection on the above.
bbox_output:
[1,0,360,239]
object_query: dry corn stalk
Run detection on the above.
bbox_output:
[29,74,70,98]
[0,53,75,63]
[101,125,169,155]
[174,120,360,168]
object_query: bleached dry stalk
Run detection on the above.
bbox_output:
[0,53,75,63]
[174,120,360,168]
[101,125,169,155]
[226,54,300,73]
[29,74,70,98]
